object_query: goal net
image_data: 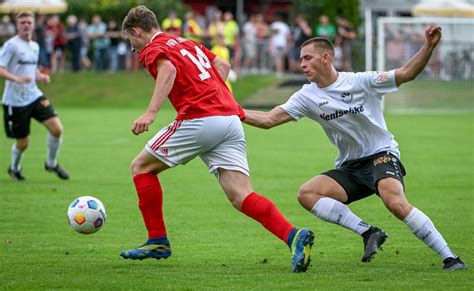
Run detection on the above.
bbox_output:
[377,17,474,113]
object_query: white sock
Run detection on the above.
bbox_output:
[11,144,23,171]
[404,207,456,260]
[47,133,62,168]
[311,197,371,235]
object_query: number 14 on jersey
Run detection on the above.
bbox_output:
[180,46,211,81]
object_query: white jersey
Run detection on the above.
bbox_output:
[279,70,400,168]
[0,35,43,107]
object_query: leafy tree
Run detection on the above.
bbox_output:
[292,0,360,33]
[66,0,186,23]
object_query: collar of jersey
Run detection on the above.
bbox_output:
[149,31,162,43]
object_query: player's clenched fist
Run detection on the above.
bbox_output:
[425,24,442,48]
[131,112,156,135]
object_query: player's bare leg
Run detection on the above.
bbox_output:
[218,168,314,272]
[298,174,388,262]
[121,149,171,260]
[378,178,466,270]
[8,137,28,181]
[42,116,69,179]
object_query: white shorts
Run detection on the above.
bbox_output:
[145,115,249,176]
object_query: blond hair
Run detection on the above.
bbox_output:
[16,11,35,20]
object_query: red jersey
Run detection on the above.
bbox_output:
[139,32,244,120]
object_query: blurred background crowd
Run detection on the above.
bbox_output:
[0,0,471,81]
[0,5,358,76]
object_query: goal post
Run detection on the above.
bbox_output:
[376,17,474,113]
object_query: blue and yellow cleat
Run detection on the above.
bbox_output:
[120,243,172,260]
[290,228,315,272]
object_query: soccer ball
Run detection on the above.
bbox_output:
[67,196,106,234]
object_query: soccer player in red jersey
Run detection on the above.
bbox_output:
[119,5,314,272]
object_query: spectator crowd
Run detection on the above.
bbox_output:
[0,10,358,76]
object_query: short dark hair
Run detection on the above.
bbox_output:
[16,11,34,20]
[122,5,159,34]
[301,37,335,57]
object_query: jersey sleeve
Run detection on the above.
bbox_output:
[277,90,308,121]
[358,70,398,99]
[0,41,14,67]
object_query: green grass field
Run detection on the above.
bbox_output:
[0,73,473,289]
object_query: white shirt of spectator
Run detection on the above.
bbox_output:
[279,70,400,167]
[270,21,290,48]
[243,20,256,42]
[0,35,43,107]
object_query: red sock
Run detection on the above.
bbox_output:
[240,192,295,244]
[133,173,167,239]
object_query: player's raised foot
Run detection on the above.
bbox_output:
[442,257,467,271]
[7,166,25,181]
[120,242,172,260]
[45,162,70,180]
[361,226,388,262]
[290,228,315,273]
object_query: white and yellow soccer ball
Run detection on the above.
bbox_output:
[67,196,106,234]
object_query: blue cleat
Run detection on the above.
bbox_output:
[290,228,315,272]
[120,242,172,260]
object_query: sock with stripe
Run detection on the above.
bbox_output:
[311,197,371,235]
[10,144,23,171]
[404,207,457,260]
[133,173,167,239]
[46,133,62,168]
[240,192,296,245]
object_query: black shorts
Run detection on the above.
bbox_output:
[3,96,57,139]
[322,151,406,204]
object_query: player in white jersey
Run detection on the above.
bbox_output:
[0,11,69,181]
[243,24,466,271]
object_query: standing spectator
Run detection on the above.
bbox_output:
[34,14,49,71]
[289,15,312,73]
[336,16,356,72]
[242,14,257,73]
[88,15,109,72]
[78,17,91,69]
[64,15,81,72]
[315,15,336,42]
[161,11,182,36]
[223,11,240,74]
[270,13,290,77]
[211,34,233,92]
[207,10,224,46]
[183,11,203,43]
[46,15,65,73]
[0,15,16,47]
[106,19,121,72]
[255,14,270,73]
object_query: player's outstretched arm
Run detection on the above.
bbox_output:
[243,107,293,129]
[131,59,176,135]
[395,24,442,87]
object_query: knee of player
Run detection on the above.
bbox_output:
[50,128,63,137]
[130,158,142,176]
[16,138,29,150]
[297,185,318,203]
